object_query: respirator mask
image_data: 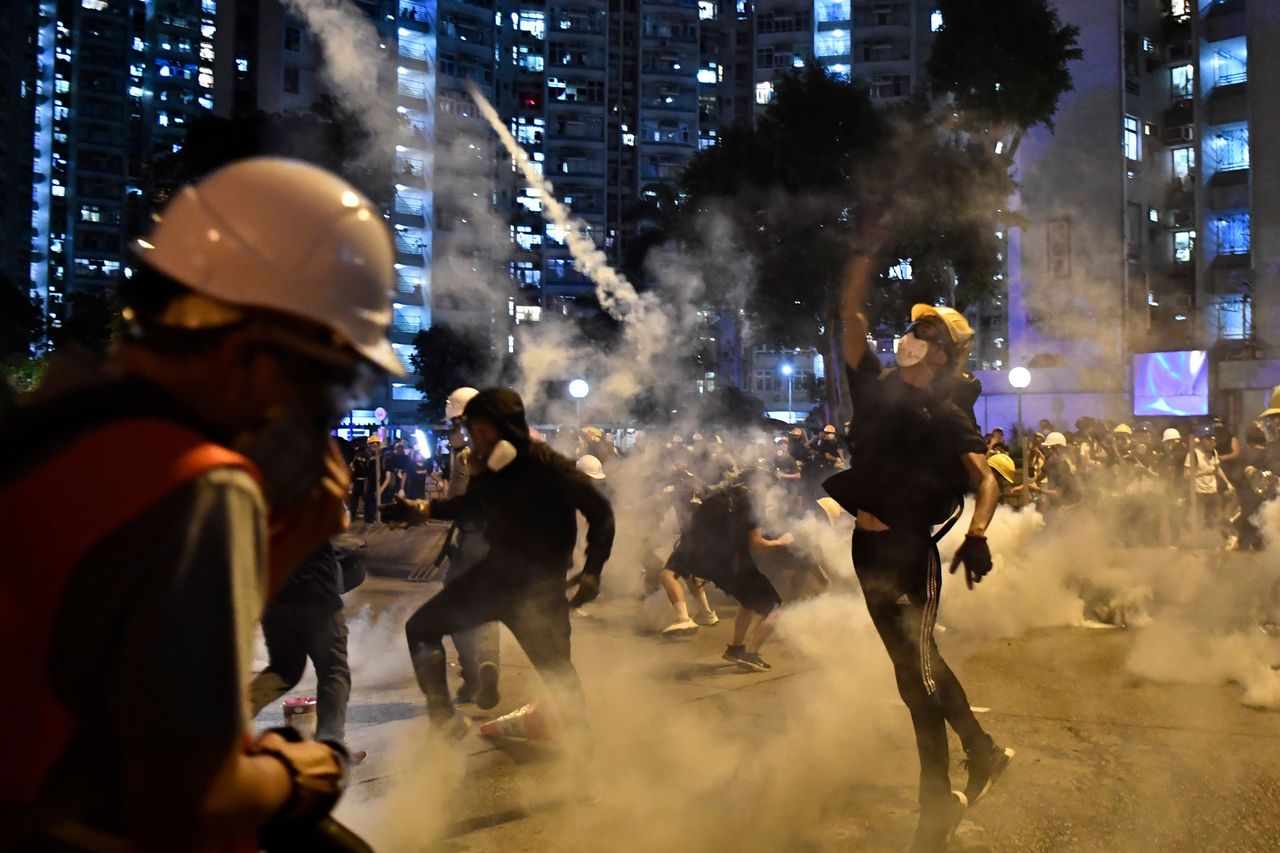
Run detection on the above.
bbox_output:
[486,439,518,472]
[896,333,930,368]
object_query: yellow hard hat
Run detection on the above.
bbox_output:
[1114,423,1133,435]
[910,304,974,363]
[987,453,1016,483]
[816,497,846,524]
[1262,385,1280,418]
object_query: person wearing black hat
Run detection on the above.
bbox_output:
[383,388,615,742]
[828,241,1012,852]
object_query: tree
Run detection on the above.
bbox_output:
[927,0,1082,158]
[670,3,1079,420]
[409,325,489,423]
[0,271,46,397]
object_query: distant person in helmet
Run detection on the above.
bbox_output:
[383,388,614,754]
[428,386,502,708]
[830,240,1012,852]
[0,159,395,849]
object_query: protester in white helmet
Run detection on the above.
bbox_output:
[428,385,501,709]
[2,158,391,849]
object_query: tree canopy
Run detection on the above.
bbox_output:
[409,324,490,423]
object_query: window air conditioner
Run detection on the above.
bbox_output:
[1162,125,1194,144]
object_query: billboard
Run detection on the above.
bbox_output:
[1133,351,1209,417]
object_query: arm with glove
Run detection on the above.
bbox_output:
[557,456,615,608]
[950,451,998,589]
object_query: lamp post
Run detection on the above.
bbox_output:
[568,378,590,432]
[1008,367,1032,503]
[781,363,794,424]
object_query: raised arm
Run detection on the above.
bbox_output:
[839,253,878,371]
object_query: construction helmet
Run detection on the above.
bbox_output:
[987,453,1016,483]
[1261,385,1280,418]
[910,304,974,365]
[133,157,402,376]
[1044,431,1067,448]
[445,386,479,420]
[1162,428,1182,442]
[1114,423,1133,435]
[576,455,606,480]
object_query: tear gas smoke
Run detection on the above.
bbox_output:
[465,83,641,322]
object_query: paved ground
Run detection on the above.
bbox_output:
[257,568,1280,853]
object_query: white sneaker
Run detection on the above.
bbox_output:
[693,609,720,626]
[661,618,699,637]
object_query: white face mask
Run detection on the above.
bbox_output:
[896,332,930,368]
[486,439,518,472]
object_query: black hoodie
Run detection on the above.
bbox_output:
[429,388,615,578]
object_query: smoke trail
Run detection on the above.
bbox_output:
[465,82,640,321]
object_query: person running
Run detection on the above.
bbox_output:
[1,158,393,850]
[829,245,1013,852]
[384,389,613,750]
[662,467,793,670]
[249,540,365,763]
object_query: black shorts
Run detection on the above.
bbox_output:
[723,563,782,616]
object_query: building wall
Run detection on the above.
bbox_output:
[0,5,38,292]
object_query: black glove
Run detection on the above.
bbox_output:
[949,534,992,589]
[379,495,429,527]
[257,727,351,849]
[568,573,601,608]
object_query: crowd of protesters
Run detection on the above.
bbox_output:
[981,411,1280,550]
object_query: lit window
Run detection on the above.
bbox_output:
[755,81,774,104]
[200,42,215,61]
[1148,207,1158,223]
[698,0,716,20]
[1210,125,1249,171]
[52,184,65,197]
[1123,115,1140,161]
[516,10,545,39]
[1211,293,1252,340]
[1170,0,1190,22]
[814,29,850,57]
[236,57,249,72]
[1172,146,1196,179]
[82,0,109,9]
[1170,64,1194,98]
[815,1,850,24]
[931,10,943,32]
[1173,229,1195,263]
[1214,211,1250,255]
[507,335,515,354]
[697,66,717,84]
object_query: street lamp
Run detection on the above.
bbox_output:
[1008,367,1032,503]
[568,378,589,432]
[781,363,794,424]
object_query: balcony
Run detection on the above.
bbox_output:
[398,41,431,70]
[1208,168,1248,210]
[1205,82,1247,125]
[394,235,428,265]
[394,196,427,226]
[399,1,431,30]
[1208,253,1251,294]
[397,79,429,105]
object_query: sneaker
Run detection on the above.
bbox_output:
[722,644,746,664]
[455,683,476,705]
[662,617,699,637]
[473,661,500,711]
[694,609,720,626]
[735,651,771,672]
[908,790,967,853]
[962,742,1015,806]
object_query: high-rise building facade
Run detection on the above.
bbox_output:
[26,0,222,338]
[0,5,39,293]
[984,0,1280,431]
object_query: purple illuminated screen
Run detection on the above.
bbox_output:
[1133,351,1208,416]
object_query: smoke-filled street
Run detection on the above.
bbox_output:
[256,556,1280,853]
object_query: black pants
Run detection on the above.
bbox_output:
[249,602,352,743]
[442,530,500,688]
[852,528,992,807]
[404,559,585,730]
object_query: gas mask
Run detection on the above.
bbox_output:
[486,439,518,472]
[896,332,930,368]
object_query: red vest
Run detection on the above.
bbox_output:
[0,417,259,835]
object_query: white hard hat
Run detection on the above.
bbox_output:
[1162,428,1182,442]
[134,157,402,375]
[445,386,479,420]
[1044,431,1067,447]
[576,454,606,480]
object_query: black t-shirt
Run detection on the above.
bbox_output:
[275,541,343,609]
[843,345,986,529]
